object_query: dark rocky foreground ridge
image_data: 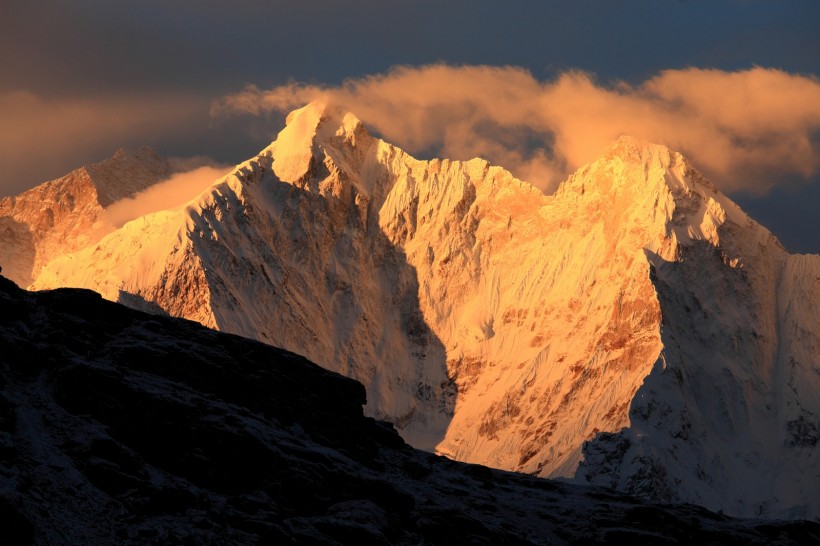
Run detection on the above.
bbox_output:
[0,276,816,545]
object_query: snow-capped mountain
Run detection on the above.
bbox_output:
[0,147,171,287]
[9,102,819,519]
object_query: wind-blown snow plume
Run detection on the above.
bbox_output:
[212,65,820,194]
[101,164,231,228]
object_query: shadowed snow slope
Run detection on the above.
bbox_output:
[0,276,817,544]
[21,102,820,520]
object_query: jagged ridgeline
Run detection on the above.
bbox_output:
[3,102,818,520]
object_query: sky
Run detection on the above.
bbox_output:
[2,0,819,252]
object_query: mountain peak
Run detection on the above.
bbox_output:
[0,146,172,286]
[283,99,363,133]
[85,146,172,206]
[601,135,681,173]
[560,135,689,200]
[555,134,756,253]
[598,135,724,196]
[267,101,373,186]
[603,136,688,195]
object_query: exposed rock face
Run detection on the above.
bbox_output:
[19,103,820,519]
[0,276,817,545]
[0,147,171,286]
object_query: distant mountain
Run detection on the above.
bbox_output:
[8,102,819,519]
[0,147,170,287]
[0,276,816,544]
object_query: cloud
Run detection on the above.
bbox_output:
[101,165,232,229]
[212,65,820,194]
[0,90,210,196]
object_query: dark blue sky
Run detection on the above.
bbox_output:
[2,0,819,251]
[5,1,817,92]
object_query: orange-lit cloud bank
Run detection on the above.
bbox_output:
[213,65,820,194]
